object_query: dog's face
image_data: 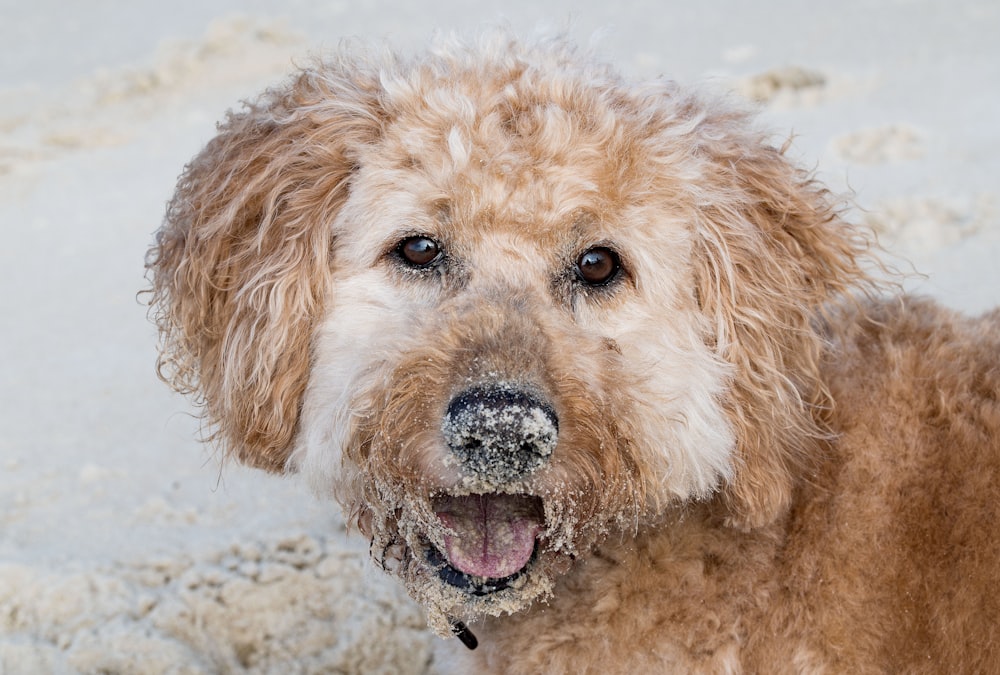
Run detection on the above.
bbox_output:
[292,74,737,625]
[148,37,868,633]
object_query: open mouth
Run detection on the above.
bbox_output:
[425,543,537,596]
[428,493,545,596]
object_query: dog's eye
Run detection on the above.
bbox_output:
[575,247,621,286]
[396,236,443,268]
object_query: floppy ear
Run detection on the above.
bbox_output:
[147,60,385,471]
[692,125,871,529]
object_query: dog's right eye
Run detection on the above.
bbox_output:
[396,236,443,268]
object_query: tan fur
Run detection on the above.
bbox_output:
[147,34,1000,672]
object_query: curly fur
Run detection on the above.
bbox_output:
[148,33,1000,672]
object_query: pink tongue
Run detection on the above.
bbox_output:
[435,494,543,579]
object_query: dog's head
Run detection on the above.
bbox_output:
[148,35,870,632]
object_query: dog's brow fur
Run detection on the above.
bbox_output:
[148,32,1000,673]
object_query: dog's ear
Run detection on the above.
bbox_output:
[147,61,385,471]
[692,125,870,529]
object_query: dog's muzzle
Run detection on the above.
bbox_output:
[441,384,558,485]
[425,385,556,600]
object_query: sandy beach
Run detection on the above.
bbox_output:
[1,1,997,672]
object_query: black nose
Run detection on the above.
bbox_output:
[442,385,558,484]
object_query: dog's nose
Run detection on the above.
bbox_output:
[442,385,558,483]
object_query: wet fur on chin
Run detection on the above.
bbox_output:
[147,32,1000,672]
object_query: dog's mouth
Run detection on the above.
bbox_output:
[427,493,545,596]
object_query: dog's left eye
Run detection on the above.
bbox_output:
[575,247,621,286]
[396,236,443,268]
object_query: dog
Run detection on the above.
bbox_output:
[147,33,1000,672]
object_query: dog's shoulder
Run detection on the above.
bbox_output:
[823,295,1000,428]
[789,294,1000,670]
[818,294,1000,521]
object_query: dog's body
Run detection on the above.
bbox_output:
[148,35,1000,672]
[471,298,1000,673]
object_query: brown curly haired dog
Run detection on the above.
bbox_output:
[148,34,1000,673]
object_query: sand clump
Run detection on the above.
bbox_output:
[864,194,993,255]
[831,124,926,164]
[738,65,826,102]
[0,533,437,674]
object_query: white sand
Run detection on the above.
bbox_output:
[1,1,997,672]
